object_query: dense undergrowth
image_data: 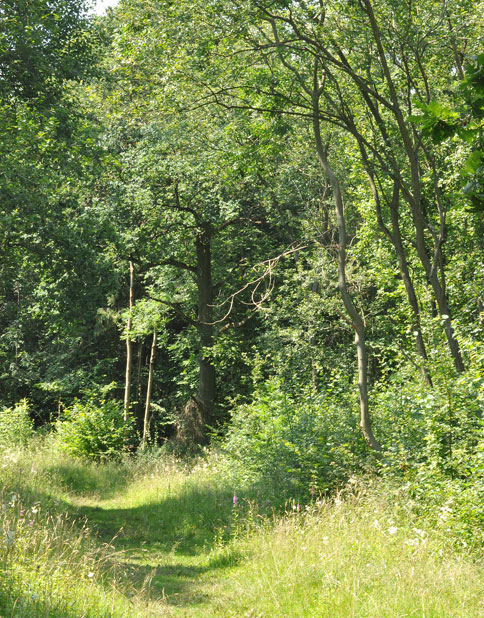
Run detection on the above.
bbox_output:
[2,361,484,617]
[1,436,484,618]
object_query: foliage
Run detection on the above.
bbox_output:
[220,378,370,502]
[55,399,134,460]
[0,399,33,448]
[374,345,484,551]
[1,0,484,565]
[0,0,94,103]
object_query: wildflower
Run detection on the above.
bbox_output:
[87,572,95,578]
[233,494,237,506]
[388,526,398,535]
[19,509,24,517]
[19,518,25,525]
[405,538,419,547]
[297,503,300,512]
[29,521,34,527]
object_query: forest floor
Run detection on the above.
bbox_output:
[2,446,484,617]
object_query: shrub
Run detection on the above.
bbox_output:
[55,399,134,460]
[374,357,484,552]
[0,399,34,448]
[220,378,370,503]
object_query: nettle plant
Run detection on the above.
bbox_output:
[55,399,134,460]
[0,399,34,448]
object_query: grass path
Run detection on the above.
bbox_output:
[63,462,484,618]
[3,450,484,617]
[64,465,248,617]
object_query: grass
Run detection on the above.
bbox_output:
[1,441,484,617]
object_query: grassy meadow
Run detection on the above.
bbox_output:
[1,441,484,618]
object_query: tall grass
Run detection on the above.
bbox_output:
[218,487,484,618]
[1,441,484,618]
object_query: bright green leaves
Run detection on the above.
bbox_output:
[409,53,484,212]
[410,101,460,143]
[461,53,484,119]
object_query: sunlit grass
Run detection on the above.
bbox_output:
[1,441,484,617]
[216,489,484,618]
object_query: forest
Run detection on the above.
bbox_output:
[1,0,484,616]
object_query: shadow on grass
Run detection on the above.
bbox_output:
[1,459,266,610]
[111,547,243,604]
[71,481,254,606]
[43,460,130,499]
[75,480,249,555]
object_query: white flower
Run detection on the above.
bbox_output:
[405,538,419,547]
[388,526,398,535]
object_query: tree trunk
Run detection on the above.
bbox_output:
[361,151,433,386]
[387,186,433,387]
[123,260,134,422]
[411,201,465,372]
[361,0,465,373]
[142,330,157,447]
[195,223,216,427]
[312,81,381,452]
[135,342,143,429]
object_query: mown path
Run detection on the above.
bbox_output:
[55,463,484,618]
[67,469,245,617]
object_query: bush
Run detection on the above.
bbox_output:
[220,378,370,503]
[374,358,484,552]
[55,399,134,460]
[0,399,34,448]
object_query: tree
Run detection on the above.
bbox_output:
[0,1,117,412]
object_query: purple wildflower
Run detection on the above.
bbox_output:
[233,494,237,506]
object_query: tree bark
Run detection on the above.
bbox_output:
[195,223,216,427]
[387,185,433,386]
[358,141,433,386]
[123,260,134,422]
[361,0,465,373]
[142,330,157,447]
[135,341,143,429]
[312,79,381,452]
